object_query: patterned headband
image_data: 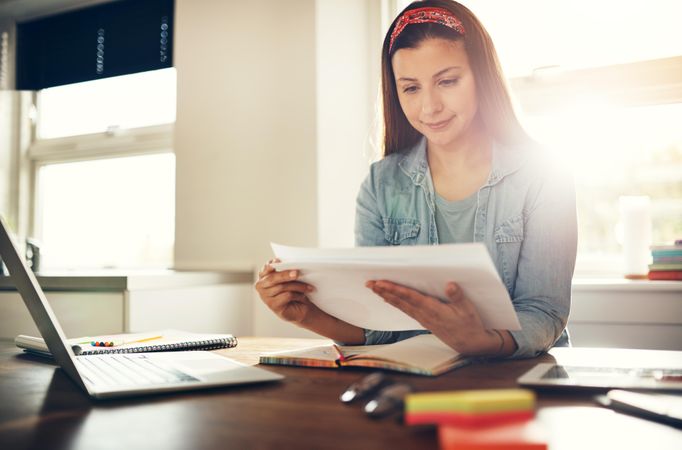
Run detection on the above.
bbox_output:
[389,6,466,52]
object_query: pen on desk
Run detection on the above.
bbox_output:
[332,344,347,363]
[120,335,164,346]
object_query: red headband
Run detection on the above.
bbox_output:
[389,6,465,52]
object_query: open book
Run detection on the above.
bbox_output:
[259,334,468,376]
[15,329,237,357]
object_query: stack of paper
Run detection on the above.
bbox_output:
[271,243,521,332]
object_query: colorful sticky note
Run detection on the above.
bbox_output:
[406,389,536,414]
[439,421,547,450]
[406,409,534,428]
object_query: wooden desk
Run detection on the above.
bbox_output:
[1,338,680,450]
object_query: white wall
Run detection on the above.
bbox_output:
[173,0,383,338]
[173,0,319,337]
[315,0,382,248]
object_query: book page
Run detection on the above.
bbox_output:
[262,344,383,361]
[262,345,340,362]
[259,335,463,375]
[351,334,460,370]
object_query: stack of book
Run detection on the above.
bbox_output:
[648,241,682,281]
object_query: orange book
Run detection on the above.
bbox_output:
[439,421,547,450]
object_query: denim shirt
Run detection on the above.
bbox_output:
[354,137,577,358]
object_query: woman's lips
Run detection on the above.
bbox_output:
[423,116,454,130]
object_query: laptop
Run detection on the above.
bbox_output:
[0,216,283,399]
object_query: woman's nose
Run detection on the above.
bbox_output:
[421,88,443,115]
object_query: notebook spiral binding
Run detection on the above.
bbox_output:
[78,336,238,355]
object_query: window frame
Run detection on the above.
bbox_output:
[509,56,682,114]
[29,122,174,250]
[9,86,175,269]
[29,123,173,164]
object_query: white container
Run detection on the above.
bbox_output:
[618,196,652,279]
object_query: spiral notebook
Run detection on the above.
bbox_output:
[15,329,238,357]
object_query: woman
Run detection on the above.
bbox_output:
[256,0,577,358]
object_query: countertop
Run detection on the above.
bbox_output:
[571,277,682,292]
[0,269,254,292]
[0,270,679,293]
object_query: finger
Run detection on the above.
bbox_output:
[258,263,276,278]
[445,283,478,315]
[374,289,429,324]
[269,291,309,310]
[369,283,421,313]
[264,281,314,297]
[258,270,300,289]
[373,280,434,308]
[443,283,483,322]
[255,269,288,290]
[374,288,415,312]
[445,282,464,302]
[373,281,451,318]
[260,257,284,276]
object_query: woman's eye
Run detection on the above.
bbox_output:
[402,85,418,94]
[440,78,460,87]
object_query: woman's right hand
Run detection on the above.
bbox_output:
[255,259,319,326]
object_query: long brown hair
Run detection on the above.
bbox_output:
[381,0,530,156]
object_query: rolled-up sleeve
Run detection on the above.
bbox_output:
[508,168,577,358]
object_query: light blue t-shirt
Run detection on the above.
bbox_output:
[434,191,477,244]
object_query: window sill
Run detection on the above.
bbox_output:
[572,277,682,292]
[0,269,253,292]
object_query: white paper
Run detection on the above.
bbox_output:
[271,243,520,332]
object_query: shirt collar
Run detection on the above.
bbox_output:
[397,136,530,187]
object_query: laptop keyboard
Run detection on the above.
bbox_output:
[76,354,199,387]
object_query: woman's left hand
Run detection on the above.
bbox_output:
[366,280,503,356]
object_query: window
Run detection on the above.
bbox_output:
[468,0,682,77]
[37,68,176,139]
[36,154,175,270]
[482,0,682,276]
[30,68,176,270]
[522,101,682,275]
[390,0,682,276]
